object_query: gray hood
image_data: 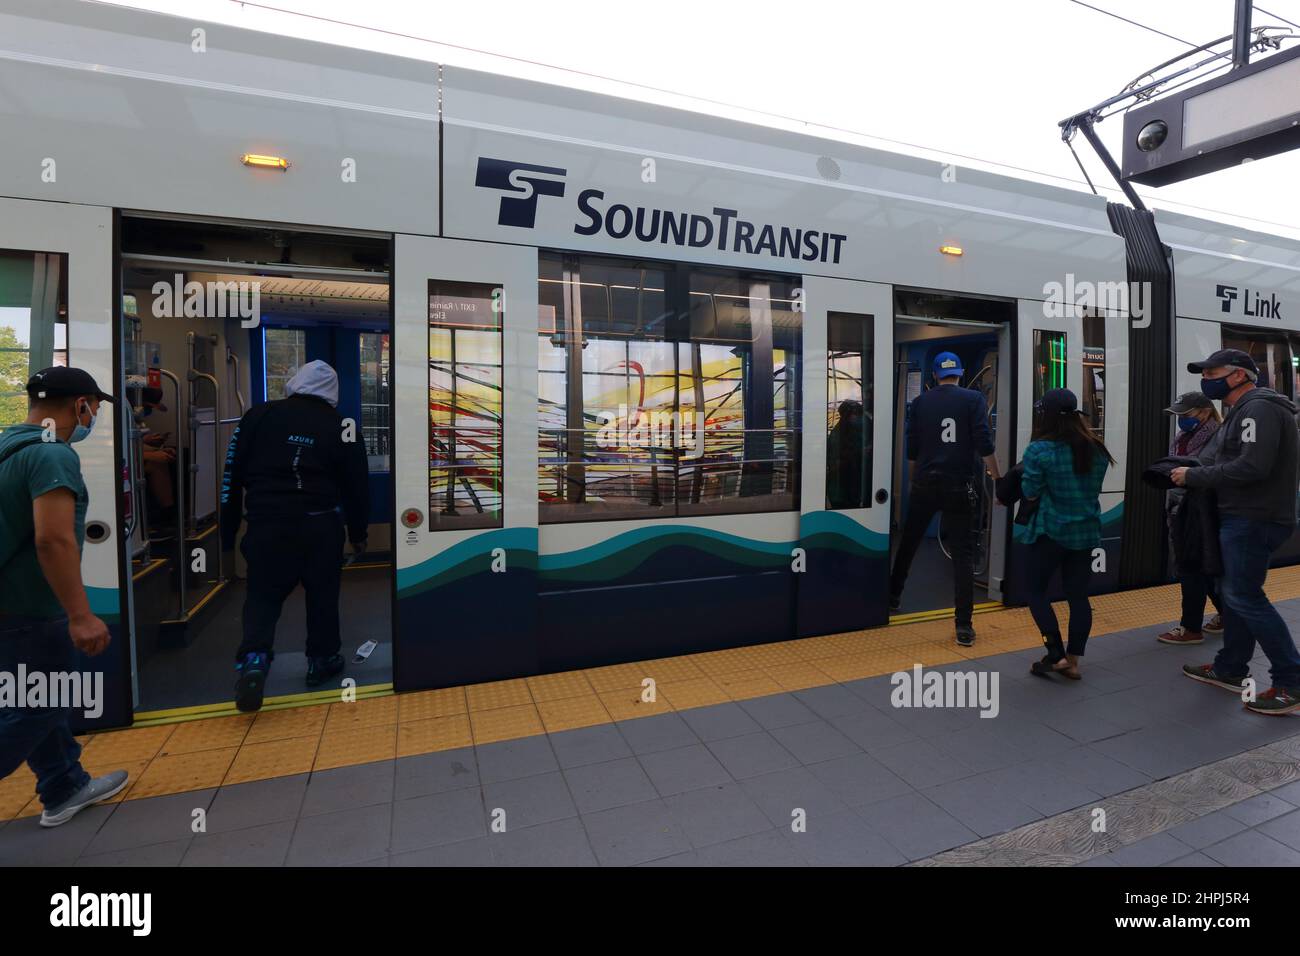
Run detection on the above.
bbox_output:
[1232,385,1298,416]
[284,360,339,407]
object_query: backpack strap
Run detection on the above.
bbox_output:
[0,433,52,467]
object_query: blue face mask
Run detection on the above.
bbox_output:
[70,401,96,444]
[1200,375,1232,400]
[1177,416,1200,432]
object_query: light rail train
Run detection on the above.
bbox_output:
[2,0,1299,729]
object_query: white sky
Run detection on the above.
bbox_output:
[106,0,1300,239]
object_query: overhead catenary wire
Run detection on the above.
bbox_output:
[1258,6,1300,30]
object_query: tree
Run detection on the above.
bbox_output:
[0,325,29,427]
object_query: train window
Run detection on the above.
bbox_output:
[1221,328,1289,394]
[1031,329,1067,404]
[0,250,68,427]
[264,328,306,401]
[359,331,390,470]
[428,280,503,530]
[1082,312,1105,437]
[538,252,801,522]
[826,312,873,509]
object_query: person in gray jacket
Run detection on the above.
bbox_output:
[1171,349,1300,715]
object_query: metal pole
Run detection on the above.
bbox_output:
[191,368,224,583]
[158,368,186,617]
[1233,0,1253,68]
[1076,116,1148,211]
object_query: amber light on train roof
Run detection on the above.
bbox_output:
[240,153,290,170]
[939,245,964,256]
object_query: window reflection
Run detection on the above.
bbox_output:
[538,252,801,523]
[429,280,503,530]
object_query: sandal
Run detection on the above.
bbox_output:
[1053,654,1082,680]
[1030,655,1061,678]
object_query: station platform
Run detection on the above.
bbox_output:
[3,570,1300,867]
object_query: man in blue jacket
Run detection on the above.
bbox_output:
[889,352,1001,646]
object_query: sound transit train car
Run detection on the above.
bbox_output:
[1,0,1298,729]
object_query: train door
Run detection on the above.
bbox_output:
[888,291,1015,617]
[1001,299,1122,603]
[392,236,539,689]
[0,198,128,729]
[118,216,393,716]
[796,276,893,636]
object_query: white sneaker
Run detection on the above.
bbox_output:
[39,770,129,827]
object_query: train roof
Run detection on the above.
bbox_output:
[2,0,1296,291]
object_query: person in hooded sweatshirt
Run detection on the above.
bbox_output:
[220,360,369,712]
[1171,349,1300,716]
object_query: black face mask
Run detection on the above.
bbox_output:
[1200,374,1235,400]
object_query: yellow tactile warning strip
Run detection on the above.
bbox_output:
[6,566,1300,821]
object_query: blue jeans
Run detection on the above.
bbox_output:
[0,616,92,809]
[1213,516,1300,688]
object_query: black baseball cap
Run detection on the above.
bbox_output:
[25,366,115,403]
[1035,388,1084,416]
[1187,349,1258,377]
[1164,391,1213,414]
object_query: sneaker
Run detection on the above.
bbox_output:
[306,653,345,687]
[39,770,129,828]
[1244,686,1300,716]
[234,651,271,712]
[1158,626,1204,645]
[1182,663,1248,693]
[955,625,975,647]
[1202,615,1224,637]
[888,593,902,612]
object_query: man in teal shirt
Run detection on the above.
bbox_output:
[0,367,128,827]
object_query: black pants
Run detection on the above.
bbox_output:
[1027,536,1093,658]
[1179,571,1221,631]
[237,512,345,661]
[890,477,975,627]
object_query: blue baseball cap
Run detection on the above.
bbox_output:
[933,352,963,379]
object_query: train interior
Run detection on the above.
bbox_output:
[118,217,394,713]
[890,291,1015,616]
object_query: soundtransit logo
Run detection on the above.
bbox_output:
[474,156,848,265]
[475,157,567,228]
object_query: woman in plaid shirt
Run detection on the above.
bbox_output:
[1016,388,1115,680]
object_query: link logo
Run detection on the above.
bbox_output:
[1216,284,1283,319]
[475,157,567,228]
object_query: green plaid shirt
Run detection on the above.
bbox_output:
[1013,439,1108,550]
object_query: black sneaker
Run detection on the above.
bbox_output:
[1244,686,1300,715]
[306,654,345,687]
[1182,663,1248,693]
[955,625,975,647]
[888,594,902,612]
[234,651,270,712]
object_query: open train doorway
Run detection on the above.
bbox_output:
[890,290,1015,618]
[117,216,393,716]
